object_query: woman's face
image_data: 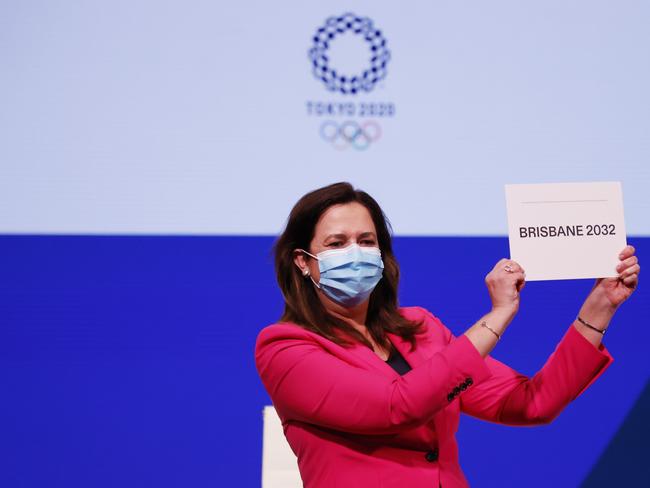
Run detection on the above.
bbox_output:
[294,201,379,285]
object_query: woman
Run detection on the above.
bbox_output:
[255,182,640,487]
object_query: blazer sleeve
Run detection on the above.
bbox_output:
[255,315,492,435]
[460,324,613,425]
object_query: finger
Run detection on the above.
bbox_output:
[619,245,635,260]
[490,259,509,275]
[515,275,526,292]
[508,269,526,279]
[622,274,638,287]
[619,263,640,278]
[509,260,524,270]
[502,261,525,275]
[507,271,526,291]
[495,258,511,268]
[617,255,638,273]
[507,264,525,274]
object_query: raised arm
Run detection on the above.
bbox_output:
[460,245,639,424]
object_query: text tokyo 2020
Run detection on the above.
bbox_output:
[306,101,395,117]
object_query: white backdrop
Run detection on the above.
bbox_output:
[1,0,648,235]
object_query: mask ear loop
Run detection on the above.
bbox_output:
[309,275,321,289]
[296,249,321,289]
[297,249,318,260]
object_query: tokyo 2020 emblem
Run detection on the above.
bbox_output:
[308,13,391,95]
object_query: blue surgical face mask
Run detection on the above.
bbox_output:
[299,243,384,307]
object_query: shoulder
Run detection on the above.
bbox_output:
[254,321,346,383]
[255,321,320,348]
[254,321,328,365]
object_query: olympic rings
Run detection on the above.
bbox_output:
[319,120,382,150]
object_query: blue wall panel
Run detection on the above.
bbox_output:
[0,236,647,487]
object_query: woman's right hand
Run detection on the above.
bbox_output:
[485,258,526,317]
[464,259,527,357]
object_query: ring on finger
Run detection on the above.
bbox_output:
[504,264,514,273]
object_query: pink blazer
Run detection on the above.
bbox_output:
[255,307,612,487]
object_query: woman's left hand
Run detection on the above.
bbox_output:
[592,245,640,309]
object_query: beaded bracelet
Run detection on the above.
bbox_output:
[481,321,501,341]
[577,316,607,335]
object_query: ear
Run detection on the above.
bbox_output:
[293,249,310,276]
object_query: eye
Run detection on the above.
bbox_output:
[327,241,343,247]
[360,239,376,246]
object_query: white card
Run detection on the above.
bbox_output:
[505,182,627,281]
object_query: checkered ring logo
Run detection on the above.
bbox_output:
[308,13,391,95]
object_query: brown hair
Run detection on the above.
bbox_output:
[273,182,424,352]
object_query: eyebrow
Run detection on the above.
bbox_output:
[324,232,377,241]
